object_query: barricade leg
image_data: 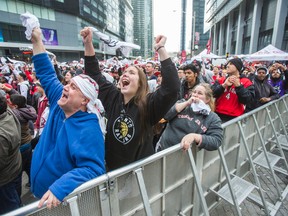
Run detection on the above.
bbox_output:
[251,114,283,200]
[237,120,271,215]
[67,196,80,216]
[134,168,153,216]
[187,148,209,216]
[266,107,288,182]
[215,146,242,216]
[273,102,288,154]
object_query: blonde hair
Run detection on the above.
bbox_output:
[193,83,215,112]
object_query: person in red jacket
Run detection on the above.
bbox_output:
[212,58,255,122]
[31,82,49,149]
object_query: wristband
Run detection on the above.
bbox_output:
[156,46,164,52]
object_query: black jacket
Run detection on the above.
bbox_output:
[246,76,279,112]
[178,78,201,100]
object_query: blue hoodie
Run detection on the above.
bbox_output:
[31,53,105,201]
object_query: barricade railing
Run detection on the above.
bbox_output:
[210,95,288,215]
[4,95,288,216]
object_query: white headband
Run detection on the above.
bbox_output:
[72,74,106,137]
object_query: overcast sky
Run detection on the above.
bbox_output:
[153,0,182,52]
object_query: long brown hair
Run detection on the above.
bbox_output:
[132,66,149,142]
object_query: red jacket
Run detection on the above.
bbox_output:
[212,75,225,85]
[213,76,254,117]
[35,96,49,130]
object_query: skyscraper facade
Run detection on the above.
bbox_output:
[180,0,209,56]
[192,0,209,55]
[204,0,288,55]
[131,0,153,58]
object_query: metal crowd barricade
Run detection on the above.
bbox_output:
[5,144,208,216]
[4,95,288,216]
[210,95,288,215]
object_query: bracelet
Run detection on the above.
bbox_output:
[156,46,164,52]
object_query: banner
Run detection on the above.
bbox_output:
[195,32,200,45]
[206,37,212,54]
[180,50,186,64]
[41,28,58,45]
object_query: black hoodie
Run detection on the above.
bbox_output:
[85,56,180,170]
[246,76,279,112]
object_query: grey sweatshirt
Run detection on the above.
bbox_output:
[157,103,223,151]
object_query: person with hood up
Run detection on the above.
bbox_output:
[246,66,279,112]
[10,94,37,188]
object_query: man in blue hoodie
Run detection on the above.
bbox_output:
[30,27,105,209]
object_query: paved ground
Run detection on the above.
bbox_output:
[209,147,288,216]
[21,173,38,206]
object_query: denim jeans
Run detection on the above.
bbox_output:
[0,172,22,214]
[20,144,32,184]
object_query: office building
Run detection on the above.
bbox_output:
[204,0,288,55]
[0,0,134,62]
[131,0,153,58]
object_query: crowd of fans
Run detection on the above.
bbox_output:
[1,24,288,214]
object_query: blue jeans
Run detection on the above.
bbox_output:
[20,143,32,184]
[0,173,22,214]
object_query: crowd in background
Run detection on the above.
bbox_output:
[1,52,287,152]
[1,54,287,148]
